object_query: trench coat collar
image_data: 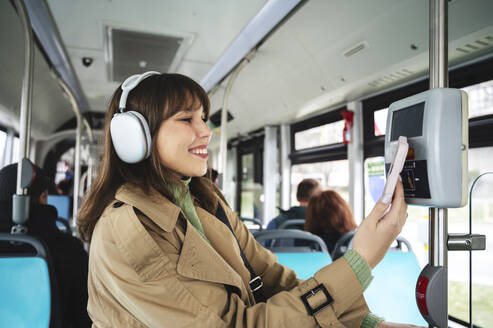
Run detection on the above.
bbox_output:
[114,183,248,297]
[115,183,180,232]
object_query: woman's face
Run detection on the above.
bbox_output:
[156,106,212,177]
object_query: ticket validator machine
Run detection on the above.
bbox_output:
[384,88,485,327]
[385,88,468,208]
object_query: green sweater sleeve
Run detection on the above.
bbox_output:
[361,313,384,328]
[343,250,384,327]
[343,249,373,290]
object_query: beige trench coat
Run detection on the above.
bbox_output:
[87,183,371,327]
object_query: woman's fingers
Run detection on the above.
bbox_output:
[380,181,407,233]
[367,194,392,222]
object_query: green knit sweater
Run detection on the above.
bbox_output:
[169,178,210,244]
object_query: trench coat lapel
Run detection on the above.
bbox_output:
[196,207,252,284]
[176,217,245,296]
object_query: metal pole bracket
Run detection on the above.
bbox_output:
[448,233,486,251]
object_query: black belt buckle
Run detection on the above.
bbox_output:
[249,276,263,292]
[301,284,334,316]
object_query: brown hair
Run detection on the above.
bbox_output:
[305,190,357,236]
[296,178,321,203]
[78,73,221,242]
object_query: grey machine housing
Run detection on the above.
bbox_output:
[385,88,468,208]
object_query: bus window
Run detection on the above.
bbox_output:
[373,108,388,136]
[462,79,493,119]
[294,120,344,150]
[0,132,19,169]
[291,160,349,206]
[12,137,19,165]
[239,153,262,219]
[0,129,6,168]
[448,146,493,326]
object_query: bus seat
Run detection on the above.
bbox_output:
[278,219,305,230]
[331,231,356,260]
[0,233,51,328]
[254,229,328,253]
[332,232,412,261]
[276,252,332,280]
[47,195,70,221]
[364,250,427,326]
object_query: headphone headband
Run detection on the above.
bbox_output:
[119,71,160,111]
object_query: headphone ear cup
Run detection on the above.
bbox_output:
[110,111,152,163]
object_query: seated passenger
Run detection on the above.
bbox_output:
[78,72,416,328]
[305,190,358,254]
[266,178,321,230]
[0,163,91,328]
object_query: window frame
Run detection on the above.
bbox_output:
[234,134,265,214]
[290,107,348,165]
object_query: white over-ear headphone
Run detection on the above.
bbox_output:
[110,71,160,163]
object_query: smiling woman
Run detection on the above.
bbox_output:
[74,71,412,328]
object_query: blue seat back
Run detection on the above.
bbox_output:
[0,257,51,327]
[0,233,51,328]
[364,251,427,326]
[47,195,70,220]
[275,252,332,280]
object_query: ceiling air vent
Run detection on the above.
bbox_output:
[455,35,493,54]
[343,41,369,58]
[368,69,414,88]
[105,27,192,82]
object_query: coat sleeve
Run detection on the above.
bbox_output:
[88,205,369,328]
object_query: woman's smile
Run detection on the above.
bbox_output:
[189,145,208,159]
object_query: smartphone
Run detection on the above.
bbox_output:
[382,136,409,204]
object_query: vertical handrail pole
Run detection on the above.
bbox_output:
[11,0,34,231]
[429,0,448,326]
[56,76,84,226]
[73,117,82,223]
[429,0,448,89]
[15,0,34,196]
[280,124,291,210]
[82,118,94,190]
[218,53,253,190]
[263,126,278,224]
